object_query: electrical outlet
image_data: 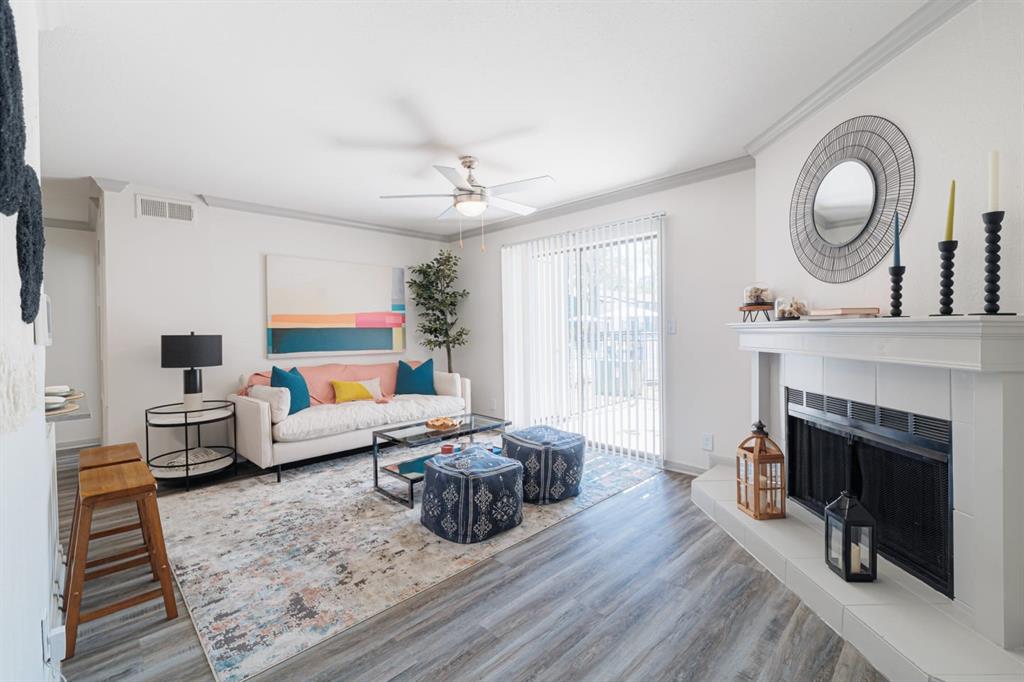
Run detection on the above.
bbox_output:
[701,432,714,452]
[489,397,498,412]
[667,319,678,335]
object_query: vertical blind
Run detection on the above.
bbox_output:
[501,213,664,465]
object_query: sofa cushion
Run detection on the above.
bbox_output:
[331,377,382,403]
[272,394,466,442]
[396,359,436,395]
[433,371,461,397]
[248,385,290,423]
[271,366,309,414]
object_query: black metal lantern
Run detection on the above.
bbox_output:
[824,491,877,582]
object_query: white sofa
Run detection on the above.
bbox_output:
[229,369,470,480]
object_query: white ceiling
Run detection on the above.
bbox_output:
[39,1,924,236]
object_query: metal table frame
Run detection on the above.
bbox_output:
[371,413,511,508]
[145,400,237,490]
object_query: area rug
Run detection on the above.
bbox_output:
[158,435,658,682]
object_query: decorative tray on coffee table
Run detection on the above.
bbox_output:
[425,417,461,432]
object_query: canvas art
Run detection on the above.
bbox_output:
[266,255,405,358]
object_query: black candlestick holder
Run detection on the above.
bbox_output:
[931,240,961,316]
[888,266,906,317]
[972,211,1014,315]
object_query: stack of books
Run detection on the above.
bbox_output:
[806,307,880,320]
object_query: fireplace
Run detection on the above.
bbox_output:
[785,387,953,598]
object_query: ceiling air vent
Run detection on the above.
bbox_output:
[136,195,195,222]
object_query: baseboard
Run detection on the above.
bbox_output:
[661,459,708,476]
[56,438,101,452]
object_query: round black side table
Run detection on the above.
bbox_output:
[145,400,237,490]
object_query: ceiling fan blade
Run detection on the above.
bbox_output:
[486,175,554,196]
[487,196,537,216]
[379,193,453,199]
[434,165,472,191]
[437,204,457,220]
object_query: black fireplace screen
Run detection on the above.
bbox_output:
[787,414,953,597]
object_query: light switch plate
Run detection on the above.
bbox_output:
[701,433,714,451]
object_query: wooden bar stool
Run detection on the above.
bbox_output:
[64,442,145,610]
[64,460,177,659]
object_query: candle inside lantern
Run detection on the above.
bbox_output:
[893,212,901,267]
[989,150,1000,212]
[851,542,862,574]
[945,180,956,241]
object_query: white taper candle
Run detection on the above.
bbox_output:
[989,150,1000,212]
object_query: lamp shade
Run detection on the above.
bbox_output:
[161,333,222,368]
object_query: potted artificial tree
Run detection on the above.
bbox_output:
[407,249,469,372]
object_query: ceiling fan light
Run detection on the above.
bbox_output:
[455,197,487,217]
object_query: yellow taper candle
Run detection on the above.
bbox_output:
[945,180,956,241]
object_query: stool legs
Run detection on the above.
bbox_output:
[136,499,159,581]
[64,502,93,659]
[63,491,177,659]
[140,492,177,619]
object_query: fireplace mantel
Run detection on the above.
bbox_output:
[729,316,1024,372]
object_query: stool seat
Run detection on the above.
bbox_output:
[79,442,141,470]
[80,460,155,502]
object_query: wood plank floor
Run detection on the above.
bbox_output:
[57,449,883,682]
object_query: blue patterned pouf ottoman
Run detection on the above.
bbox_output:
[502,425,586,504]
[421,445,524,544]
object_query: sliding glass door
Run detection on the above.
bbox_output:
[501,214,663,465]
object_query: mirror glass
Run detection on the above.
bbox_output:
[813,160,875,245]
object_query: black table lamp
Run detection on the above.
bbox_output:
[161,332,222,411]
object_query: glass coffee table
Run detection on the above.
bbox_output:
[372,413,511,508]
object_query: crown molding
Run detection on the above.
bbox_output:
[744,0,974,156]
[90,176,130,193]
[197,195,445,242]
[43,217,93,231]
[443,155,755,243]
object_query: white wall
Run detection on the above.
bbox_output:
[40,177,93,223]
[755,1,1024,315]
[42,226,100,447]
[97,187,446,450]
[455,169,756,472]
[0,2,54,680]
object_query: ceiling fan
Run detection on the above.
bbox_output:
[380,156,554,219]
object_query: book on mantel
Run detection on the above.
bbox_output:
[807,307,880,320]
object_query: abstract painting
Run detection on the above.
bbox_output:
[266,255,405,358]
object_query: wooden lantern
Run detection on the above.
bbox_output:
[736,421,785,519]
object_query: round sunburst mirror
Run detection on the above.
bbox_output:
[790,116,915,283]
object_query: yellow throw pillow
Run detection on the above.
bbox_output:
[332,380,375,404]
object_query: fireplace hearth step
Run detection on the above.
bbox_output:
[691,465,1024,682]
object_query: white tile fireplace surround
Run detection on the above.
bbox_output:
[692,317,1024,681]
